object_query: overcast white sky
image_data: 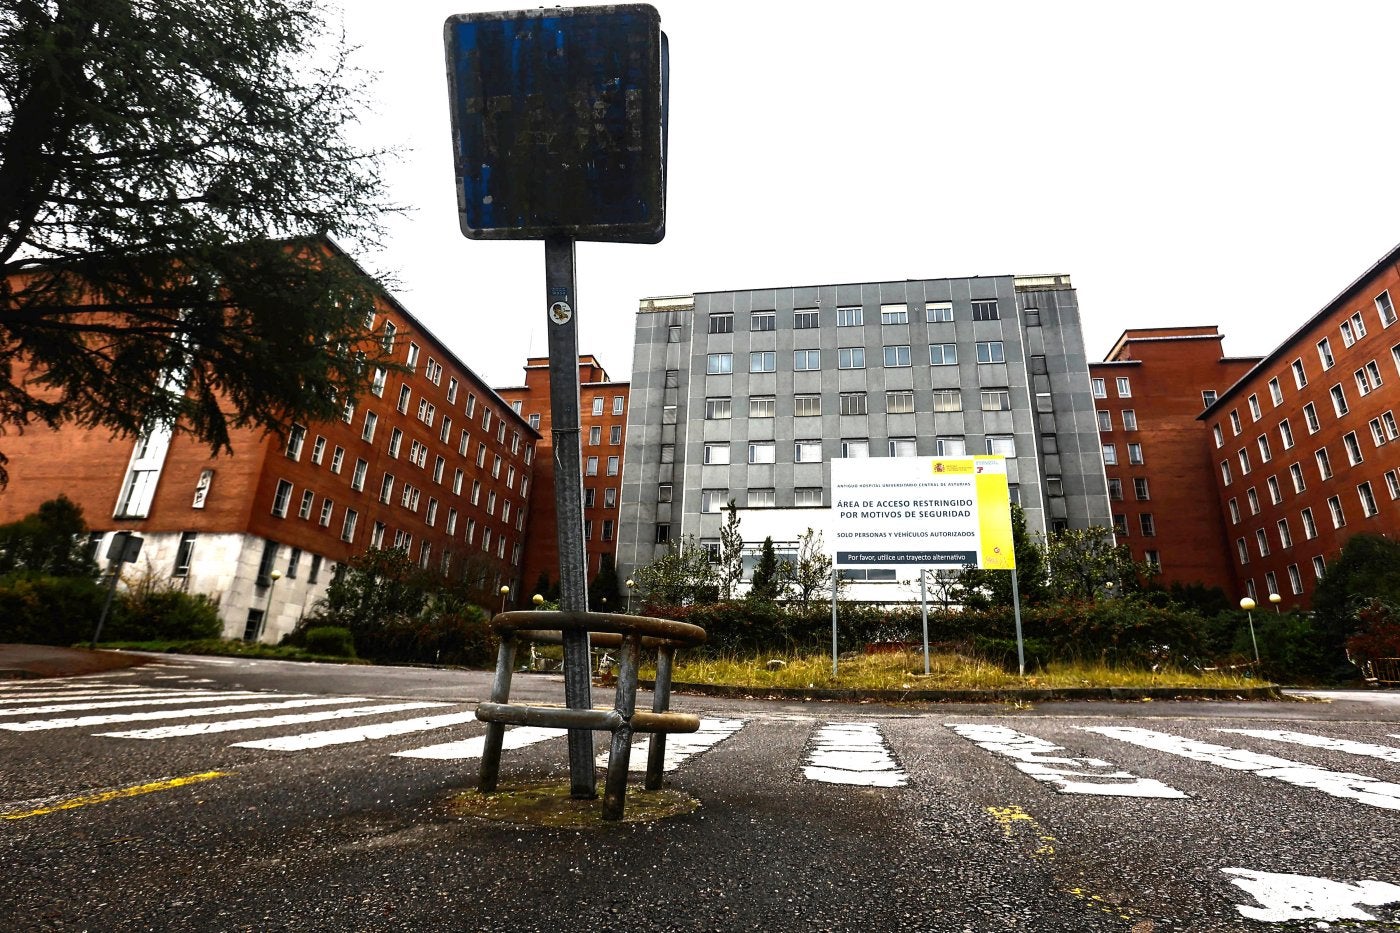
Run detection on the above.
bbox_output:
[337,1,1400,389]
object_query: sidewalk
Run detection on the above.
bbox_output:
[0,644,152,680]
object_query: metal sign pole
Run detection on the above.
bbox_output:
[920,568,931,676]
[1011,568,1026,677]
[544,236,595,799]
[830,564,839,678]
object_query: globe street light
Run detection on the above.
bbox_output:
[533,594,545,608]
[1240,596,1260,666]
[257,570,282,643]
[1269,592,1282,613]
[625,578,635,614]
[499,585,510,616]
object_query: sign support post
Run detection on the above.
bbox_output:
[1011,567,1026,677]
[920,569,931,675]
[830,564,839,677]
[544,236,596,798]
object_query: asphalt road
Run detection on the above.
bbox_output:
[2,655,1399,932]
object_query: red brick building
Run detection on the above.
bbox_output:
[0,241,537,641]
[1090,327,1258,592]
[1202,243,1400,609]
[497,355,628,606]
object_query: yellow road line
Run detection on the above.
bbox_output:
[1,771,230,820]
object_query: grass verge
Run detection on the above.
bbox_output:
[97,639,367,665]
[663,650,1269,692]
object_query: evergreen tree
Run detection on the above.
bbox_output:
[717,499,744,600]
[0,0,398,482]
[0,495,97,578]
[748,536,784,604]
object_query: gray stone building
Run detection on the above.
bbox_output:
[616,275,1112,593]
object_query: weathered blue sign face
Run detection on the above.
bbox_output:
[444,4,667,243]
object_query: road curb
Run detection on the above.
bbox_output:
[653,681,1282,704]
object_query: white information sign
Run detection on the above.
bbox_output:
[829,456,1015,570]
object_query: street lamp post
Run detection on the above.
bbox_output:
[499,585,510,616]
[532,594,545,608]
[625,579,634,614]
[1240,596,1260,666]
[1269,593,1282,613]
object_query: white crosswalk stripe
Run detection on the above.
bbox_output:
[0,693,289,716]
[0,696,361,731]
[804,721,907,787]
[233,711,480,751]
[99,702,450,739]
[593,717,747,772]
[1219,728,1400,765]
[395,724,562,760]
[948,723,1187,798]
[1084,726,1400,811]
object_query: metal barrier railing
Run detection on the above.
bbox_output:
[478,609,707,820]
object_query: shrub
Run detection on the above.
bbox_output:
[0,573,108,644]
[1344,600,1400,668]
[302,626,356,658]
[109,575,223,642]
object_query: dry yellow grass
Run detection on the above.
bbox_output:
[660,650,1264,692]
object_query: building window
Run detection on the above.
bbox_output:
[838,347,866,369]
[1102,444,1118,466]
[1289,462,1306,493]
[929,343,958,366]
[708,312,733,334]
[795,488,824,507]
[1289,359,1307,389]
[1213,424,1224,448]
[1255,528,1270,557]
[986,436,1016,457]
[655,523,671,543]
[271,479,293,517]
[883,345,912,367]
[1277,518,1293,549]
[1230,410,1242,435]
[657,483,673,503]
[937,437,966,456]
[1127,443,1144,465]
[1267,475,1282,505]
[701,489,728,513]
[285,424,307,461]
[1303,402,1320,434]
[603,487,617,509]
[317,498,334,527]
[1091,378,1106,398]
[1227,498,1240,524]
[1108,478,1123,500]
[1287,563,1304,595]
[1122,409,1138,431]
[932,390,961,412]
[1359,481,1379,518]
[749,396,775,418]
[881,304,909,325]
[842,439,870,458]
[1113,514,1128,536]
[841,392,868,415]
[1343,432,1363,465]
[1279,419,1294,450]
[704,397,732,420]
[1327,495,1346,529]
[706,353,734,375]
[350,458,368,491]
[794,309,819,329]
[1097,410,1112,432]
[794,394,821,417]
[1115,376,1131,397]
[379,473,394,505]
[589,425,602,445]
[926,301,954,322]
[748,488,775,507]
[1330,384,1349,417]
[607,456,619,476]
[750,351,776,373]
[1134,477,1150,500]
[1268,378,1283,406]
[836,306,863,327]
[886,390,915,414]
[889,437,917,457]
[1247,394,1261,421]
[794,349,821,371]
[748,442,776,464]
[1236,538,1249,565]
[297,490,314,520]
[752,311,776,331]
[1318,337,1335,369]
[794,439,823,463]
[586,456,598,476]
[1247,488,1260,514]
[667,325,681,344]
[1139,514,1156,537]
[1356,367,1375,396]
[1221,460,1233,485]
[976,341,1005,364]
[1312,555,1326,580]
[971,299,1000,321]
[1315,447,1333,480]
[1301,507,1318,540]
[1257,435,1272,462]
[982,390,1012,412]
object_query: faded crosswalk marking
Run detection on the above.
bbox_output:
[948,723,1186,798]
[804,722,906,787]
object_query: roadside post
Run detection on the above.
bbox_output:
[444,4,668,802]
[91,531,142,647]
[829,457,1018,676]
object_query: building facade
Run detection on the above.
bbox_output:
[0,245,538,642]
[1090,327,1259,592]
[497,355,629,603]
[616,275,1112,592]
[1202,243,1400,609]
